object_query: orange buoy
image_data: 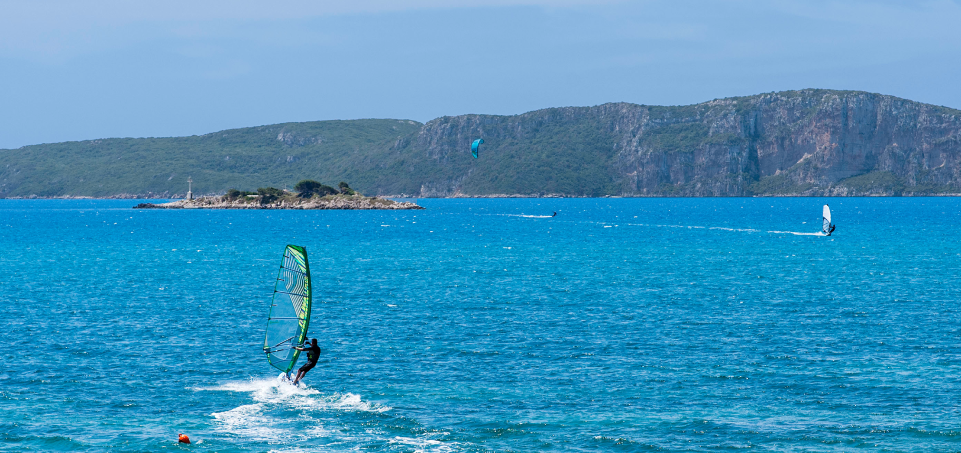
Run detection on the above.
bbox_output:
[178,433,191,444]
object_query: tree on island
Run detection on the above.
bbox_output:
[224,188,256,201]
[221,180,351,203]
[257,187,285,204]
[294,179,339,198]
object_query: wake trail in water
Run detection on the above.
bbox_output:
[767,230,825,236]
[194,378,387,443]
[482,212,826,237]
[195,376,390,412]
[194,377,456,452]
[603,221,825,236]
[498,214,554,219]
[599,222,762,233]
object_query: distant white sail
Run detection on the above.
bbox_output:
[822,205,832,235]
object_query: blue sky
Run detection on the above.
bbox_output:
[1,0,959,149]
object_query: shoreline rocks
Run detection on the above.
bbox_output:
[134,195,424,210]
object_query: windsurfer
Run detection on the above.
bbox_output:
[292,338,320,385]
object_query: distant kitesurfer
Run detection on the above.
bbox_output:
[291,338,320,385]
[552,212,557,217]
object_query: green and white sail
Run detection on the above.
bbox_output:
[263,245,312,373]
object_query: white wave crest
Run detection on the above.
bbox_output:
[211,403,292,443]
[390,434,456,453]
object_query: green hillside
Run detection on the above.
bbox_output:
[0,119,422,197]
[3,89,961,198]
[356,109,624,197]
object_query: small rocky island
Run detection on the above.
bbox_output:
[134,180,423,210]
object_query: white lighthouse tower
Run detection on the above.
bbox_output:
[186,177,193,201]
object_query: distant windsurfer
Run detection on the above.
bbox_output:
[822,204,834,236]
[552,212,557,217]
[291,338,320,385]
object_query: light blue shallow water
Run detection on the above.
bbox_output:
[2,197,961,452]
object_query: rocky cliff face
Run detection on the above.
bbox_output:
[378,90,961,197]
[673,90,961,196]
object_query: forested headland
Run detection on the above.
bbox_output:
[3,89,961,198]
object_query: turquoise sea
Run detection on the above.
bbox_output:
[2,197,961,452]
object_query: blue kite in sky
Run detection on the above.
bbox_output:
[471,139,484,159]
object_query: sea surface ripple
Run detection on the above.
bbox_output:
[1,197,960,451]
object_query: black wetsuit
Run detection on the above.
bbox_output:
[299,344,320,372]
